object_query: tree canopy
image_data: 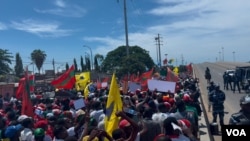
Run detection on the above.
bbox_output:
[0,49,13,75]
[14,53,24,77]
[101,45,155,77]
[31,49,47,74]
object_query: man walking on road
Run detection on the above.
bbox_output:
[233,72,241,93]
[209,84,226,126]
[207,81,216,112]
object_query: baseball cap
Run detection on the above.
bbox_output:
[119,119,130,129]
[17,115,30,123]
[163,102,171,109]
[35,120,48,129]
[240,94,250,105]
[34,128,45,137]
[5,124,23,138]
[183,94,192,102]
[178,119,191,129]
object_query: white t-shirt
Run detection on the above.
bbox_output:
[20,128,33,141]
[90,109,103,122]
[67,127,75,137]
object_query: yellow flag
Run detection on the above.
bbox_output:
[173,67,179,75]
[84,82,92,99]
[75,72,90,91]
[104,73,123,137]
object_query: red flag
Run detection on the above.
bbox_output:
[165,67,179,82]
[129,74,135,82]
[186,63,193,74]
[133,71,140,83]
[163,58,168,65]
[121,74,129,83]
[140,68,154,91]
[96,79,102,90]
[102,77,110,83]
[51,65,76,89]
[16,78,25,99]
[16,75,35,99]
[21,67,34,117]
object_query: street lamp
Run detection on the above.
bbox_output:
[83,45,93,70]
[232,51,235,62]
[221,47,224,61]
[218,51,221,61]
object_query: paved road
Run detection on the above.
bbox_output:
[194,61,250,141]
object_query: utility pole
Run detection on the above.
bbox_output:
[219,51,221,61]
[222,47,224,61]
[155,34,163,67]
[181,54,184,65]
[176,58,178,66]
[232,51,235,62]
[123,0,129,57]
[52,58,55,79]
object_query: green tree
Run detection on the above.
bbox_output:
[85,55,91,71]
[94,54,104,72]
[73,58,78,72]
[0,49,13,75]
[31,49,47,74]
[65,63,69,70]
[80,56,85,72]
[14,53,24,77]
[101,45,155,77]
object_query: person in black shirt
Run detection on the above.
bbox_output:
[209,84,226,126]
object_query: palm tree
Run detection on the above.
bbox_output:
[0,49,13,75]
[31,49,47,74]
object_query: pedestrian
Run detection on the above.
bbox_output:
[209,84,226,126]
[229,94,250,125]
[207,81,216,112]
[233,72,241,93]
[205,67,211,84]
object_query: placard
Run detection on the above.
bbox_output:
[128,82,141,92]
[74,98,85,110]
[148,79,176,93]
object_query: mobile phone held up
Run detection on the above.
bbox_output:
[124,107,137,115]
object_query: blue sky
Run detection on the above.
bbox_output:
[1,0,250,73]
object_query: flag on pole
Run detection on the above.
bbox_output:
[51,65,76,89]
[140,68,154,91]
[75,71,90,91]
[165,67,179,82]
[186,63,193,75]
[173,67,179,76]
[104,73,123,137]
[18,67,34,117]
[16,74,35,99]
[84,82,92,99]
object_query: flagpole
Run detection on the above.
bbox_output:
[123,0,130,92]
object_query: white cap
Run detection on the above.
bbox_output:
[17,115,29,123]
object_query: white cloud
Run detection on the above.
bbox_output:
[150,0,211,15]
[82,0,250,64]
[34,0,86,18]
[0,22,7,30]
[34,5,86,18]
[11,19,73,38]
[54,0,66,8]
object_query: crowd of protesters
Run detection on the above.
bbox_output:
[0,72,205,141]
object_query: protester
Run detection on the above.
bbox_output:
[0,66,212,141]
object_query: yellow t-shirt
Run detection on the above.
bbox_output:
[82,135,99,141]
